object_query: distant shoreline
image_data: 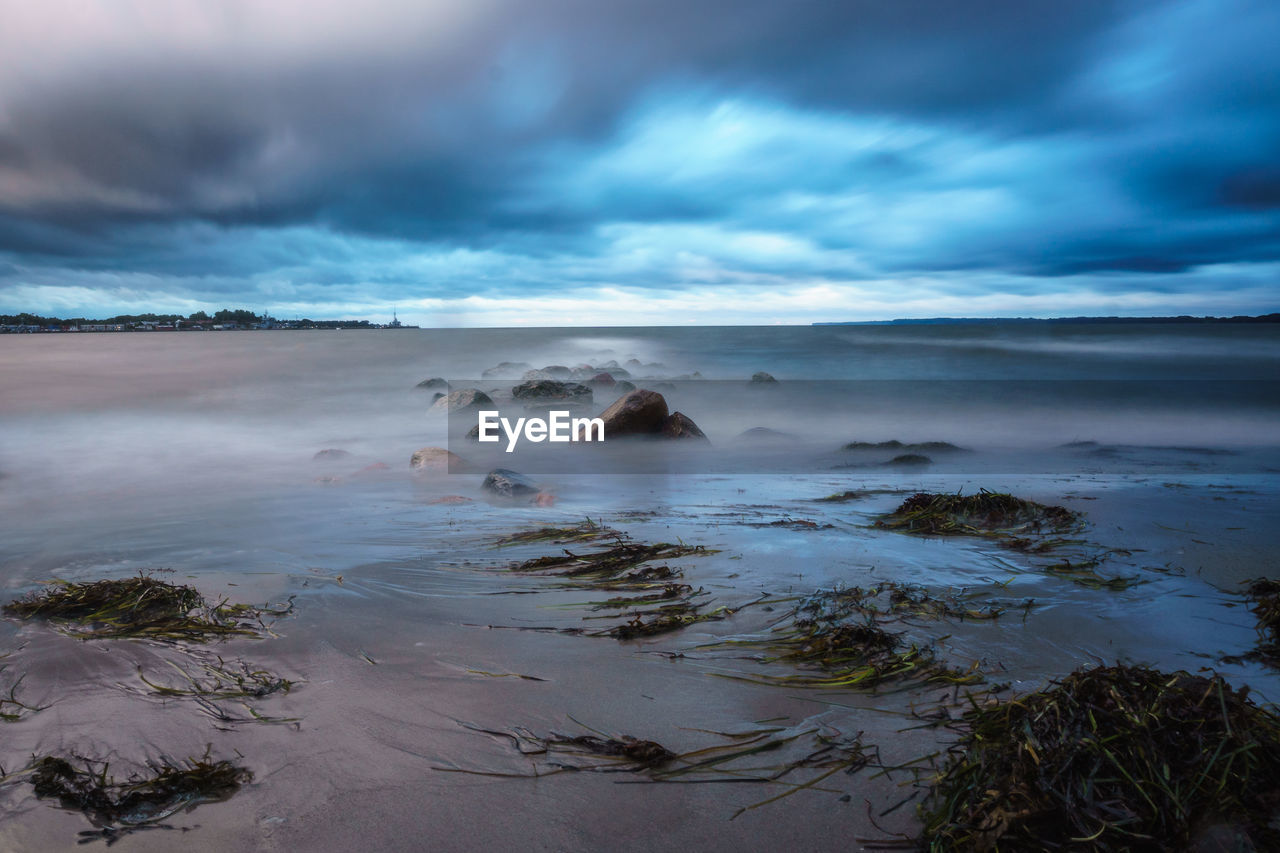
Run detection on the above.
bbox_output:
[814,314,1280,326]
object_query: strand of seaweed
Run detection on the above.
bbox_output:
[436,717,877,819]
[120,650,302,730]
[0,650,50,722]
[702,586,985,691]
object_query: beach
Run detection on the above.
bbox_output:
[1,323,1278,850]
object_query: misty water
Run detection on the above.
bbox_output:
[1,323,1278,850]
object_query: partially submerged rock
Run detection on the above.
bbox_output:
[481,362,532,378]
[594,389,669,437]
[430,388,493,413]
[750,372,778,383]
[482,468,541,499]
[589,372,616,386]
[312,448,351,461]
[661,411,708,440]
[886,453,931,466]
[588,389,708,440]
[410,447,464,472]
[843,439,965,453]
[511,379,592,403]
[415,377,449,390]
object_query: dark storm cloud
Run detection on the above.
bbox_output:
[0,0,1277,318]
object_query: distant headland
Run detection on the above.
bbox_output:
[1,309,417,333]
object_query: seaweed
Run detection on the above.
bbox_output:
[3,575,292,642]
[607,602,736,640]
[875,490,1082,538]
[0,663,48,722]
[1236,578,1280,667]
[494,518,621,546]
[445,720,876,818]
[921,665,1280,851]
[715,589,982,691]
[510,542,711,577]
[136,655,294,701]
[1044,557,1145,591]
[30,748,251,837]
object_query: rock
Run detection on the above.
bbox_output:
[482,468,540,499]
[415,377,448,390]
[661,411,707,440]
[538,365,573,379]
[887,454,932,466]
[431,392,444,403]
[313,448,351,461]
[589,372,616,387]
[430,388,493,413]
[593,389,669,437]
[614,380,636,393]
[844,440,965,453]
[625,358,644,368]
[734,427,795,444]
[481,362,533,379]
[511,379,593,403]
[750,372,778,384]
[410,447,464,472]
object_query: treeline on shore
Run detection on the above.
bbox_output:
[1,309,381,331]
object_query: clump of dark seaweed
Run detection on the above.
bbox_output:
[3,575,292,641]
[876,489,1081,537]
[30,748,251,835]
[494,518,621,546]
[1237,578,1280,667]
[921,664,1280,851]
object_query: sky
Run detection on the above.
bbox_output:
[0,0,1277,326]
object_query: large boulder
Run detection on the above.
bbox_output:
[430,388,493,413]
[482,468,540,499]
[661,411,707,440]
[589,372,616,387]
[511,379,593,403]
[750,372,778,384]
[594,389,669,437]
[415,377,449,390]
[410,447,464,472]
